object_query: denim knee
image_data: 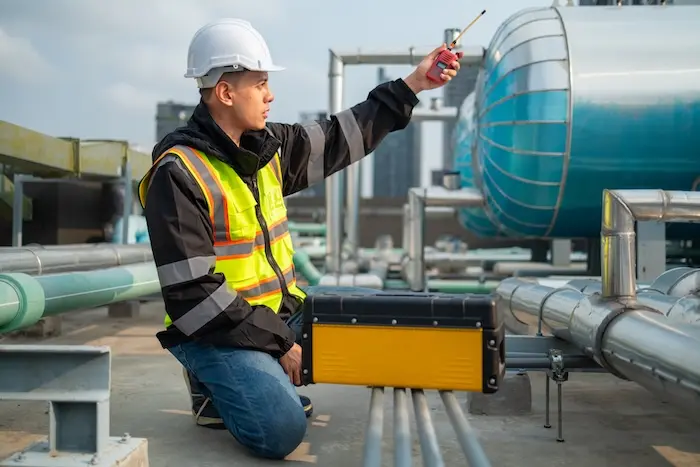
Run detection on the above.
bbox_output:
[244,398,308,459]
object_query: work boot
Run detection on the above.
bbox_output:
[182,368,226,430]
[300,394,313,418]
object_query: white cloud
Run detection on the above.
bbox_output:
[0,27,53,82]
[105,82,161,113]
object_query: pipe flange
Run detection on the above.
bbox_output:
[0,273,46,334]
[592,305,630,379]
[592,301,661,380]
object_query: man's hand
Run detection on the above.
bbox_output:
[403,44,462,95]
[279,343,303,386]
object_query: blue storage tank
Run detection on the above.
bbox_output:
[453,91,504,237]
[465,5,700,238]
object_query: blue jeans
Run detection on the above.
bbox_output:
[167,285,382,459]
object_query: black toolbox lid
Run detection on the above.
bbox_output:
[303,292,499,330]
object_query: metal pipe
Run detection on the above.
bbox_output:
[328,45,485,272]
[393,388,412,467]
[346,156,361,261]
[411,389,445,467]
[439,391,492,467]
[325,50,344,274]
[601,189,700,298]
[495,278,700,415]
[0,262,160,333]
[334,46,484,66]
[407,187,483,291]
[0,244,153,275]
[363,387,385,467]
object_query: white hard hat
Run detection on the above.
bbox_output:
[185,18,284,89]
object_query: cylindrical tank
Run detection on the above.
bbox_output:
[462,5,700,238]
[453,91,503,237]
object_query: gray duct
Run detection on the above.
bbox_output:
[0,244,153,275]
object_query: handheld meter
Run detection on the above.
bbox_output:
[426,9,486,83]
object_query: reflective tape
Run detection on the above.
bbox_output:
[156,255,216,288]
[239,266,296,301]
[335,109,365,164]
[303,121,326,185]
[172,282,238,336]
[214,219,290,259]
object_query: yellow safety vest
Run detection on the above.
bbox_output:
[138,145,307,328]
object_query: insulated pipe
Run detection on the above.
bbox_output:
[407,187,483,291]
[495,278,700,415]
[601,189,700,299]
[566,269,700,325]
[293,251,323,286]
[0,244,153,275]
[0,262,160,334]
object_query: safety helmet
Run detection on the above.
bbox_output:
[184,18,284,89]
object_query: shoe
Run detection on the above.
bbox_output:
[182,368,226,430]
[300,395,313,418]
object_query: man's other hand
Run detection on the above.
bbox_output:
[403,44,462,94]
[280,343,303,386]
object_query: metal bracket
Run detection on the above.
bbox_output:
[504,335,602,372]
[0,344,148,466]
[544,349,569,443]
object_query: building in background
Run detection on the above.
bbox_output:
[372,67,421,198]
[295,111,328,198]
[155,101,196,142]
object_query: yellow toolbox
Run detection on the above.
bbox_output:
[300,292,505,393]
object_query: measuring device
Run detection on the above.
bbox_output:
[426,9,486,83]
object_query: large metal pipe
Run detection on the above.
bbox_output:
[326,46,485,273]
[407,187,483,291]
[601,189,700,298]
[496,278,700,415]
[0,244,153,275]
[566,269,700,325]
[0,262,160,334]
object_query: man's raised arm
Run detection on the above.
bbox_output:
[266,45,460,197]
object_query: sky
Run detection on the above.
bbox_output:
[0,0,555,193]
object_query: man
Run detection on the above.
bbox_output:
[138,18,460,460]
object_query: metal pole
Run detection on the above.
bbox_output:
[393,388,412,467]
[325,50,344,274]
[121,159,133,245]
[362,387,385,467]
[439,391,492,467]
[411,389,445,467]
[408,188,426,291]
[11,174,25,247]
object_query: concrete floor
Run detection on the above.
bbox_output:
[1,302,699,467]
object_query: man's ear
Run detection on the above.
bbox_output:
[214,81,234,107]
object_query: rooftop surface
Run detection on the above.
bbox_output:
[1,302,699,466]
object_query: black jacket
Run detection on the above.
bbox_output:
[143,78,419,357]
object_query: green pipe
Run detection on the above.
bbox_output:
[293,250,322,286]
[384,279,498,294]
[0,262,160,334]
[288,222,326,236]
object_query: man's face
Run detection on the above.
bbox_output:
[225,71,274,131]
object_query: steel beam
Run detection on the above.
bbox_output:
[0,344,148,466]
